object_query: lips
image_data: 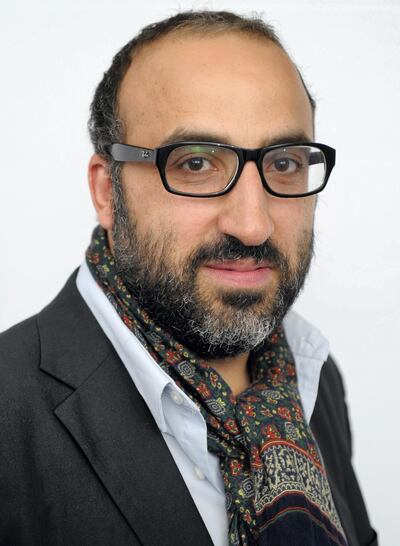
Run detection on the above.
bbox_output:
[205,259,271,272]
[202,259,273,287]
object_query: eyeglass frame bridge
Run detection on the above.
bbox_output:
[110,141,336,198]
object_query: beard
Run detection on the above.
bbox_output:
[110,176,314,360]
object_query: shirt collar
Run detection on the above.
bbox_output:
[283,310,329,422]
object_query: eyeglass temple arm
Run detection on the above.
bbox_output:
[110,143,156,163]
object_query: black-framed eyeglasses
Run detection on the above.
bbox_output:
[110,141,336,198]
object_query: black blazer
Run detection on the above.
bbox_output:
[0,271,378,546]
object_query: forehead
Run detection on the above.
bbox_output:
[117,31,313,147]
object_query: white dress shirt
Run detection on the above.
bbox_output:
[76,261,329,546]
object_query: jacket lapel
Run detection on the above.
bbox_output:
[38,270,213,546]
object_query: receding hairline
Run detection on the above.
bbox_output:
[130,22,284,56]
[116,26,315,123]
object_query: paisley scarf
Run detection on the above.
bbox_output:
[86,225,347,546]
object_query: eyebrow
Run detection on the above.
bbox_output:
[159,127,313,148]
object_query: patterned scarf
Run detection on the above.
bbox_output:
[86,225,347,546]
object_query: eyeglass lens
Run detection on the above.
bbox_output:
[165,144,326,196]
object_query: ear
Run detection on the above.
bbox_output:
[88,154,114,231]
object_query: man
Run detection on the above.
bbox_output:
[0,10,377,546]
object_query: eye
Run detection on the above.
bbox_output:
[271,157,302,173]
[178,156,214,172]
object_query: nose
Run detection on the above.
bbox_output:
[216,161,274,246]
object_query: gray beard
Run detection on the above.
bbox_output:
[110,175,314,359]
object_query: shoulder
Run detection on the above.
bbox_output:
[311,351,353,466]
[0,314,50,441]
[315,353,353,450]
[0,315,41,383]
[319,354,347,399]
[0,270,81,408]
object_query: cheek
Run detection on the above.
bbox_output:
[123,165,219,250]
[160,198,221,259]
[270,198,315,252]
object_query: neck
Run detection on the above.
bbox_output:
[207,352,251,396]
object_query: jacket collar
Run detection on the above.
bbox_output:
[38,270,113,388]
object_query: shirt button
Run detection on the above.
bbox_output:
[194,466,205,480]
[170,390,184,405]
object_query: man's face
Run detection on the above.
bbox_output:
[110,31,315,358]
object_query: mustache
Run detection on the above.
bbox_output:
[187,235,290,273]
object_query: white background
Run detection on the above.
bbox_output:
[1,0,399,542]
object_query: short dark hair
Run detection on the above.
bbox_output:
[88,10,316,168]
